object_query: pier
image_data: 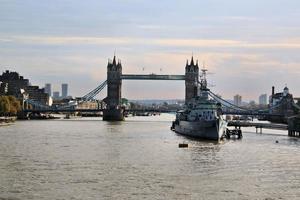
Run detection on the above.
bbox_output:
[227,120,300,137]
[288,116,300,137]
[228,121,288,131]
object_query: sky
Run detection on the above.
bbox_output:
[0,0,300,101]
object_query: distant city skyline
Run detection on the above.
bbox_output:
[1,0,300,100]
[43,83,69,98]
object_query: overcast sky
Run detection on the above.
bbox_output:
[1,0,300,101]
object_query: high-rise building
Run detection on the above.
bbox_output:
[44,83,51,96]
[259,94,268,105]
[61,83,68,98]
[234,94,242,106]
[0,70,51,105]
[53,91,60,100]
[0,70,29,97]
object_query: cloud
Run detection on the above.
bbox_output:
[0,38,12,42]
[153,39,241,47]
[137,24,162,30]
[2,35,300,50]
[1,34,300,100]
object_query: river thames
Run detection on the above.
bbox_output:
[0,114,299,200]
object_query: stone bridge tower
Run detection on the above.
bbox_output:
[103,55,124,121]
[185,56,199,103]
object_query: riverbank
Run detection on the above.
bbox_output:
[0,116,16,126]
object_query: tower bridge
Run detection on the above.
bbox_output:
[23,55,199,120]
[103,55,198,120]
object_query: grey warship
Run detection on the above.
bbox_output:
[171,67,227,141]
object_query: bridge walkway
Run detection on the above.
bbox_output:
[121,74,185,80]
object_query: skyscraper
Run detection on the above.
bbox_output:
[53,91,60,100]
[259,94,268,105]
[61,83,68,98]
[234,94,242,106]
[44,83,51,96]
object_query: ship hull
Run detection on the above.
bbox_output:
[174,119,227,141]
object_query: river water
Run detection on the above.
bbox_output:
[0,114,299,200]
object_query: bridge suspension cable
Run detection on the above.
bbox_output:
[208,90,284,114]
[255,101,283,112]
[82,80,107,101]
[25,99,51,109]
[207,90,249,111]
[292,102,300,110]
[24,80,108,111]
[55,80,107,109]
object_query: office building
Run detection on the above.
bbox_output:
[45,83,51,96]
[234,94,242,106]
[259,94,268,105]
[61,83,68,98]
[53,91,60,100]
[26,86,51,106]
[0,70,29,97]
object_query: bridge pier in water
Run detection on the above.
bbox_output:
[103,108,124,121]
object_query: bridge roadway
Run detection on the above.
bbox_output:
[121,74,186,80]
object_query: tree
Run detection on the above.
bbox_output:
[0,96,10,115]
[0,96,21,116]
[8,96,21,115]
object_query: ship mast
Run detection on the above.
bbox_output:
[200,62,208,91]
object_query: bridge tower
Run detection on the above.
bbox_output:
[185,56,199,103]
[103,55,124,121]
